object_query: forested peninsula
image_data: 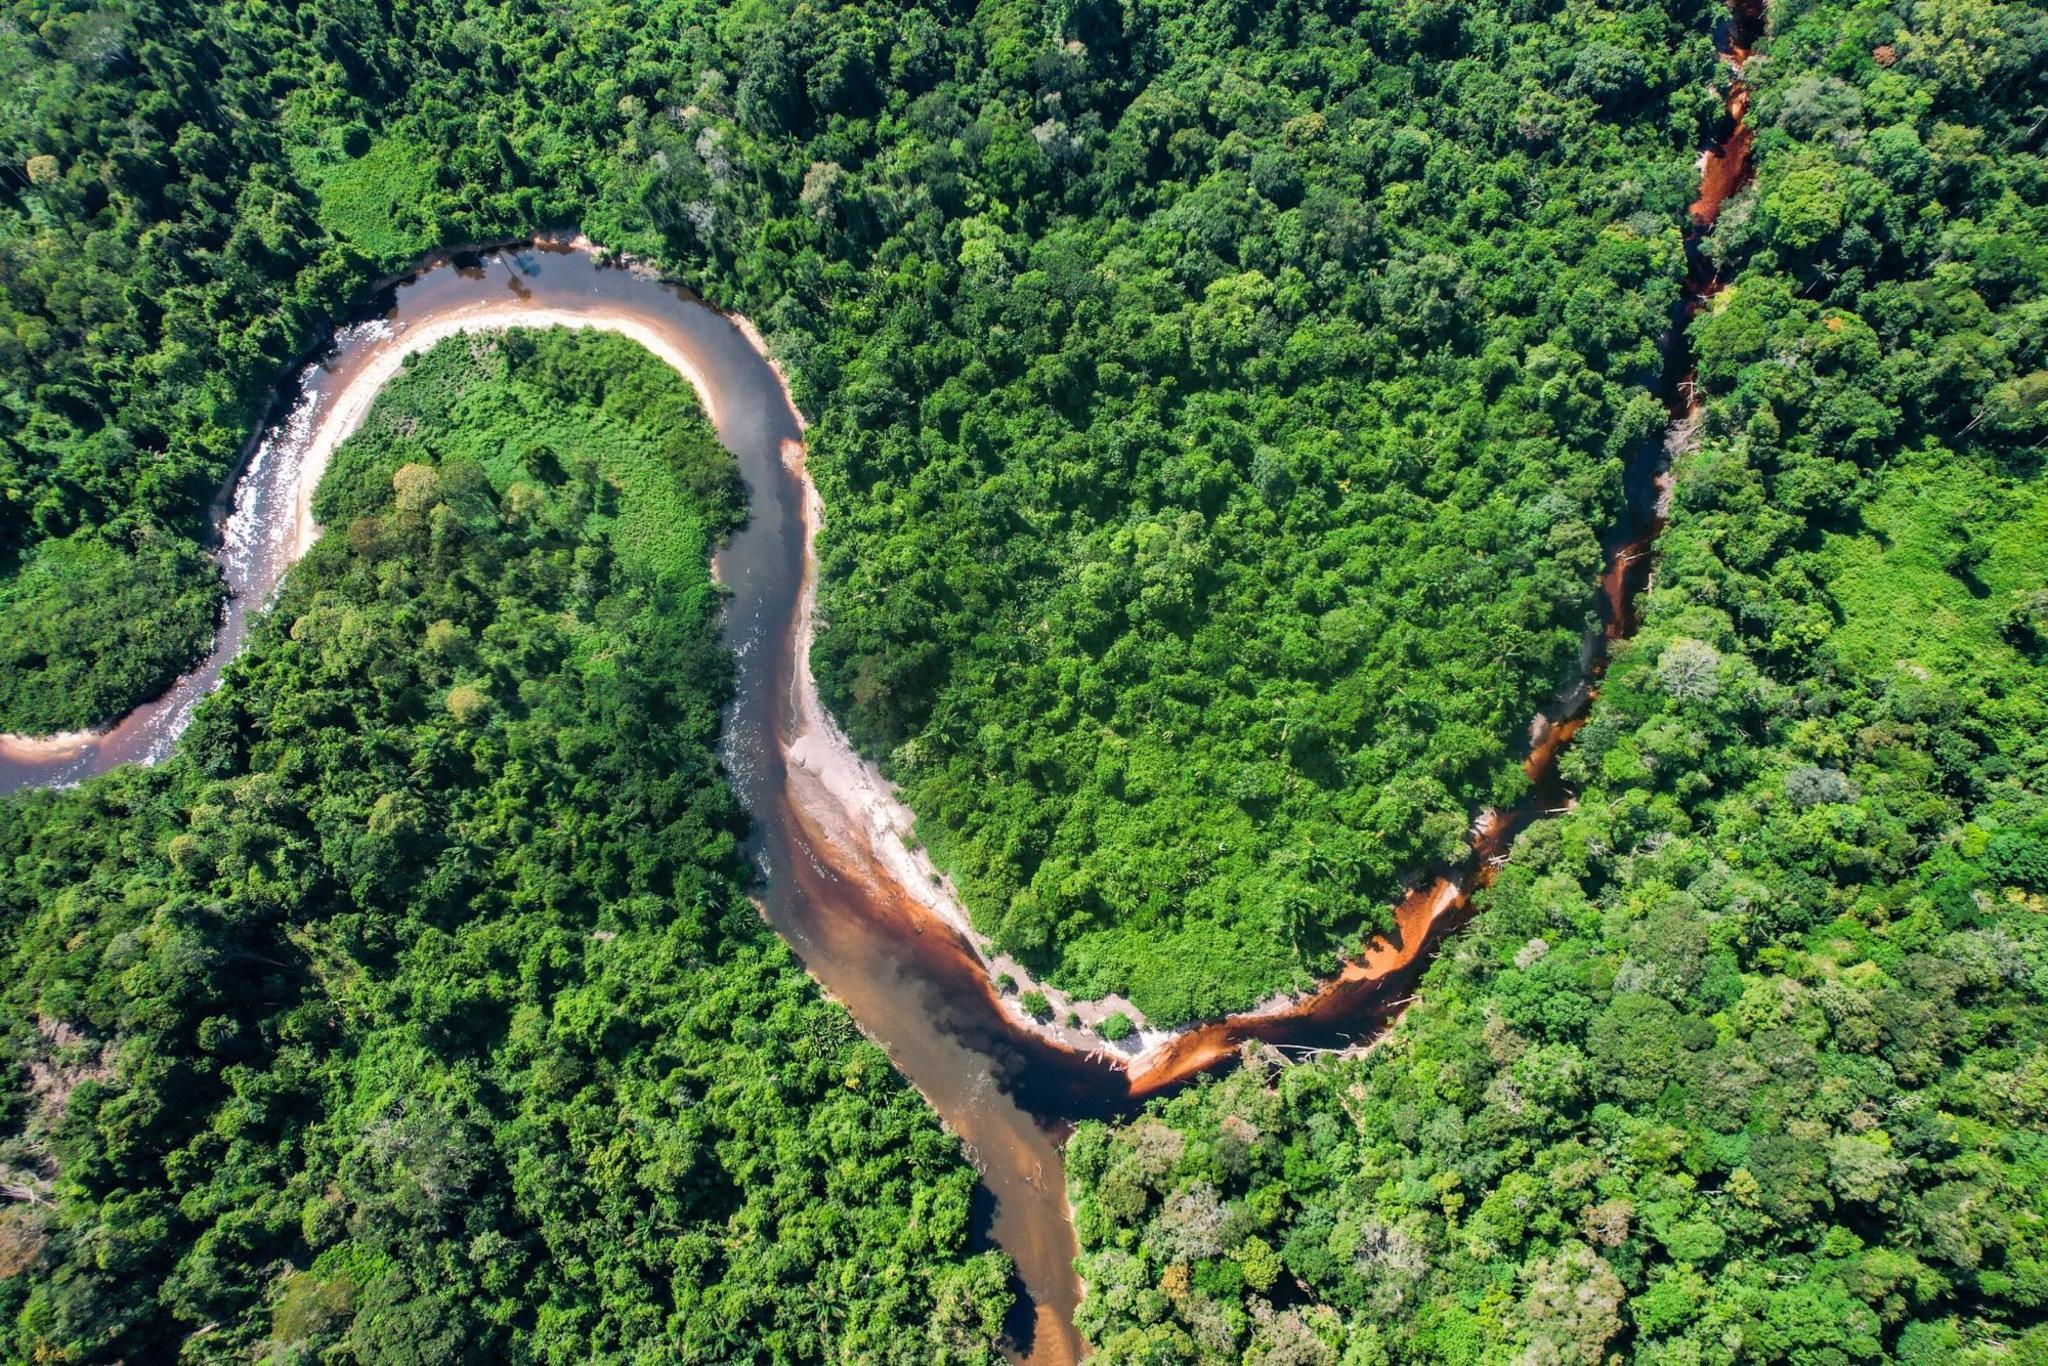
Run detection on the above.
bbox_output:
[5,0,1717,1020]
[2,0,2044,1361]
[1072,0,2048,1360]
[1,329,1013,1359]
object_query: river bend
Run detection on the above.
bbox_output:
[0,243,1100,1362]
[0,5,1762,1351]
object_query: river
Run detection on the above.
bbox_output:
[1117,0,1767,1097]
[0,241,1118,1362]
[0,4,1761,1357]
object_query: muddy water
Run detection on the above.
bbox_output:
[1116,0,1767,1097]
[0,242,1106,1363]
[0,3,1764,1353]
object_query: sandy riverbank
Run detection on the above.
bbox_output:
[733,316,1178,1062]
[0,728,102,765]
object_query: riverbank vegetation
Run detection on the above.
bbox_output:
[796,0,1705,1021]
[6,0,2048,1357]
[0,331,1011,1360]
[4,0,1729,1019]
[1070,0,2048,1357]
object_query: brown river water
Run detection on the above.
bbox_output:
[0,6,1761,1358]
[1119,0,1767,1100]
[0,241,1113,1361]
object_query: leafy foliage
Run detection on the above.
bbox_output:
[1070,0,2048,1358]
[0,528,216,734]
[787,0,1704,1020]
[0,331,1009,1361]
[3,0,1714,1017]
[8,0,2048,1352]
[0,1,366,729]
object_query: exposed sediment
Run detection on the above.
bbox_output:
[0,8,1764,1340]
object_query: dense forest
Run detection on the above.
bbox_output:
[5,0,2048,1360]
[0,330,1012,1360]
[1070,0,2048,1358]
[789,0,1706,1021]
[6,0,1731,1020]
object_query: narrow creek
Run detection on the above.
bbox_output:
[0,5,1761,1359]
[1115,0,1767,1100]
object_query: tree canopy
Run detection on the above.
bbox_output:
[5,0,2047,1354]
[3,0,1723,1021]
[0,330,1011,1361]
[1069,0,2048,1356]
